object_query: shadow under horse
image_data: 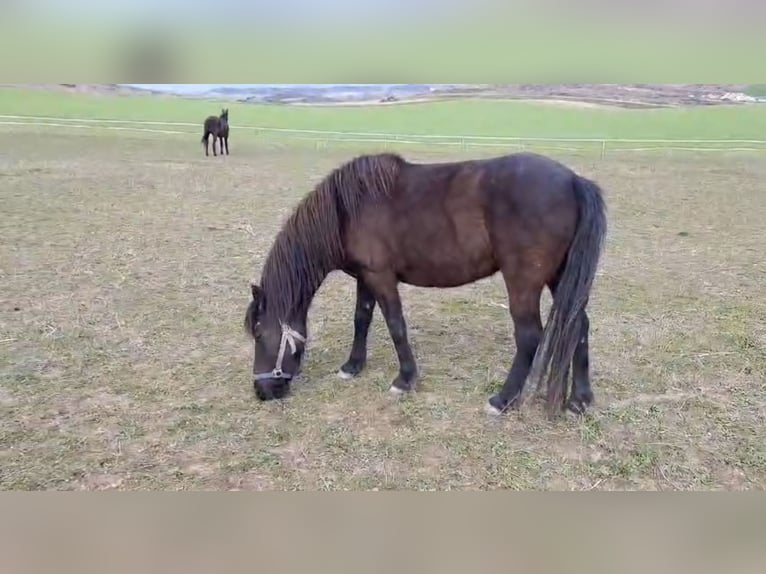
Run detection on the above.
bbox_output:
[244,151,607,417]
[201,108,229,156]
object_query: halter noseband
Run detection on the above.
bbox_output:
[253,322,306,382]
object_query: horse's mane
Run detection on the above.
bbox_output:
[251,153,404,330]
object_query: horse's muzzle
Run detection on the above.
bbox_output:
[254,378,290,401]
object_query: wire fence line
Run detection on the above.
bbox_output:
[0,119,190,135]
[3,113,766,154]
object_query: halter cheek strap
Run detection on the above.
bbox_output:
[253,322,306,382]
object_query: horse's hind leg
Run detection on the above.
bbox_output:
[362,270,418,394]
[338,277,376,379]
[568,310,593,414]
[487,280,543,414]
[548,276,592,414]
[203,133,210,156]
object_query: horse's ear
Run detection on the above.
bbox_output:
[250,283,265,310]
[245,283,266,337]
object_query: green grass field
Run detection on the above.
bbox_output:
[2,87,766,142]
[1,88,765,490]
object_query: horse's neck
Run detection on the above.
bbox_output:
[264,275,323,330]
[262,233,335,328]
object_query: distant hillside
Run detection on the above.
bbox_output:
[5,84,766,109]
[110,84,766,108]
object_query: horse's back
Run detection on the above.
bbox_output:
[392,152,576,221]
[346,152,579,288]
[347,157,496,286]
[203,116,219,132]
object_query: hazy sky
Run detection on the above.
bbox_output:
[20,0,455,21]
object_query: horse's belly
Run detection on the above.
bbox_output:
[397,231,496,288]
[398,260,497,288]
[349,202,496,287]
[390,204,494,286]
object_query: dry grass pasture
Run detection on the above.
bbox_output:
[1,127,765,490]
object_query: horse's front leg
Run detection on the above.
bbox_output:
[362,271,418,394]
[338,277,376,379]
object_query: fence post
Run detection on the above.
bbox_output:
[600,140,606,159]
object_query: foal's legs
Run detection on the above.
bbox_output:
[203,133,210,156]
[487,281,543,414]
[223,135,230,155]
[362,271,418,393]
[338,277,377,379]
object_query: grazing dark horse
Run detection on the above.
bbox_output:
[201,108,229,156]
[244,151,607,417]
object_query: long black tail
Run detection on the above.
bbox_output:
[530,173,607,416]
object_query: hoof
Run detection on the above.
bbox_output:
[566,399,590,416]
[338,359,365,379]
[337,369,355,380]
[486,393,521,415]
[389,372,417,396]
[488,394,508,414]
[566,390,594,416]
[484,400,503,416]
[388,385,406,396]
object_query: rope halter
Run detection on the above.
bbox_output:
[253,322,306,382]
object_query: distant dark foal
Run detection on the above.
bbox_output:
[201,108,229,156]
[244,152,607,417]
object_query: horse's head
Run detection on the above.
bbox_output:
[220,108,229,122]
[244,283,306,401]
